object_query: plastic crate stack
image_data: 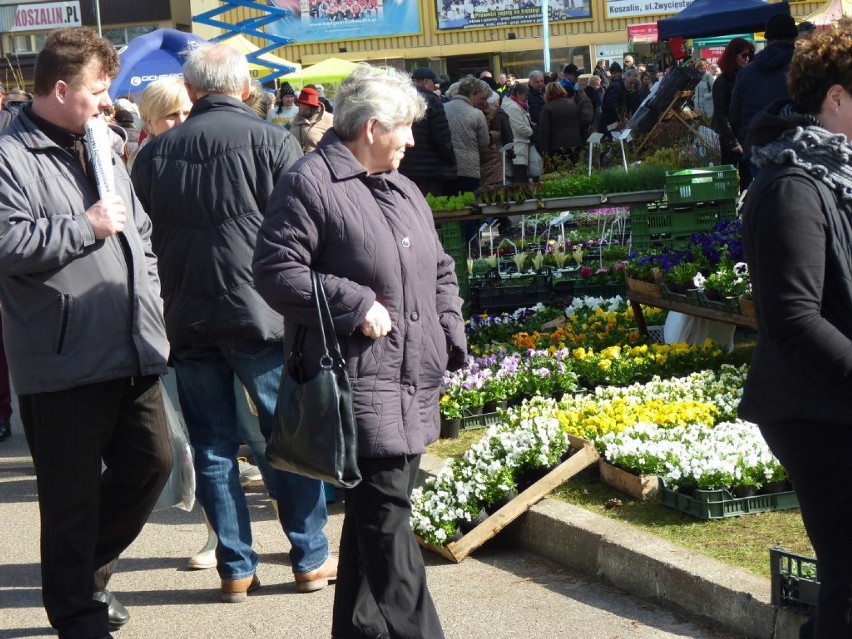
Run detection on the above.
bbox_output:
[436,222,469,312]
[630,165,739,252]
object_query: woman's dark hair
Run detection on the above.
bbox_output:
[789,18,852,114]
[512,83,529,98]
[717,37,755,78]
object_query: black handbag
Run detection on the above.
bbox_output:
[266,271,362,489]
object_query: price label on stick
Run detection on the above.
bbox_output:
[83,117,116,198]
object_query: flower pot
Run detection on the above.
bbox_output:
[439,417,461,439]
[759,480,791,495]
[482,400,508,413]
[733,485,757,498]
[488,488,518,511]
[463,406,484,418]
[739,297,756,318]
[516,465,553,491]
[459,507,489,533]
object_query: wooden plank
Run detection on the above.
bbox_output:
[418,435,599,563]
[599,460,659,501]
[627,290,757,329]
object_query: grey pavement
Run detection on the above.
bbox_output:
[0,408,801,639]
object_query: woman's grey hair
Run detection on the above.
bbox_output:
[182,43,250,95]
[457,76,489,98]
[333,64,426,141]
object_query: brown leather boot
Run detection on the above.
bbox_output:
[294,555,338,593]
[220,574,260,603]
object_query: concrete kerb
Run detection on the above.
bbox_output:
[419,452,809,639]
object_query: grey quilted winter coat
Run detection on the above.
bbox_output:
[253,130,467,458]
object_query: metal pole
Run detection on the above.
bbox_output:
[94,0,102,36]
[542,0,550,74]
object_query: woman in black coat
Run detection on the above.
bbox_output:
[539,81,593,167]
[711,37,755,191]
[253,64,467,639]
[739,20,852,639]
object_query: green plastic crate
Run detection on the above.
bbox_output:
[436,221,464,253]
[630,199,737,251]
[665,165,738,204]
[770,547,819,613]
[460,410,503,431]
[657,477,799,520]
[571,281,627,299]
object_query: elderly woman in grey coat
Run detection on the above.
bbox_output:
[253,64,467,639]
[443,75,491,195]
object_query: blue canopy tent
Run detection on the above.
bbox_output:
[109,29,205,101]
[657,0,791,40]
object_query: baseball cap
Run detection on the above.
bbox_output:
[411,67,439,82]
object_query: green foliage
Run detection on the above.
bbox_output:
[665,261,704,288]
[426,191,475,212]
[599,163,667,193]
[539,170,605,198]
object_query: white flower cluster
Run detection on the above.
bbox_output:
[413,365,751,545]
[564,295,625,318]
[411,414,568,546]
[600,420,786,492]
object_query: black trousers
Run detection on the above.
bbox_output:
[332,454,444,639]
[20,376,172,639]
[759,420,852,639]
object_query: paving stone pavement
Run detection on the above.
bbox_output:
[0,416,747,639]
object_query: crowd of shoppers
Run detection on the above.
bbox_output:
[2,12,840,639]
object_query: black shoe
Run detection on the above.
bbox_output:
[93,590,129,631]
[0,420,10,441]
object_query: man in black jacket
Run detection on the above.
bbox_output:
[730,13,797,167]
[599,63,640,135]
[398,67,456,196]
[132,43,335,604]
[527,70,546,126]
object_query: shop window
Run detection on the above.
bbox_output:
[103,25,157,48]
[10,32,47,54]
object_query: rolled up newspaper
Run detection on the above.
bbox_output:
[83,117,116,198]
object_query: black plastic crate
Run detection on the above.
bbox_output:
[770,547,819,614]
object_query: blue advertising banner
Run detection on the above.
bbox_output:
[436,0,591,31]
[265,0,422,44]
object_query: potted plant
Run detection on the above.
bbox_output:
[664,261,704,295]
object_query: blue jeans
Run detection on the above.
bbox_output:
[233,377,278,499]
[172,340,329,579]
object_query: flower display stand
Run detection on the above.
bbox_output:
[416,435,599,563]
[599,460,658,501]
[628,286,757,337]
[625,276,663,299]
[657,477,799,520]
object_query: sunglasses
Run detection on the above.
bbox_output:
[739,52,752,59]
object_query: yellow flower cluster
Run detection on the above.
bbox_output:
[557,397,718,440]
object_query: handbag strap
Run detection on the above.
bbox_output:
[311,271,345,369]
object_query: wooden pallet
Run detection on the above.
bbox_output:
[417,434,599,563]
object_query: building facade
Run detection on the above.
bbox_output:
[190,0,818,82]
[0,0,822,92]
[0,0,191,89]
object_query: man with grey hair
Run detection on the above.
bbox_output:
[132,42,335,604]
[527,69,546,125]
[599,65,641,135]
